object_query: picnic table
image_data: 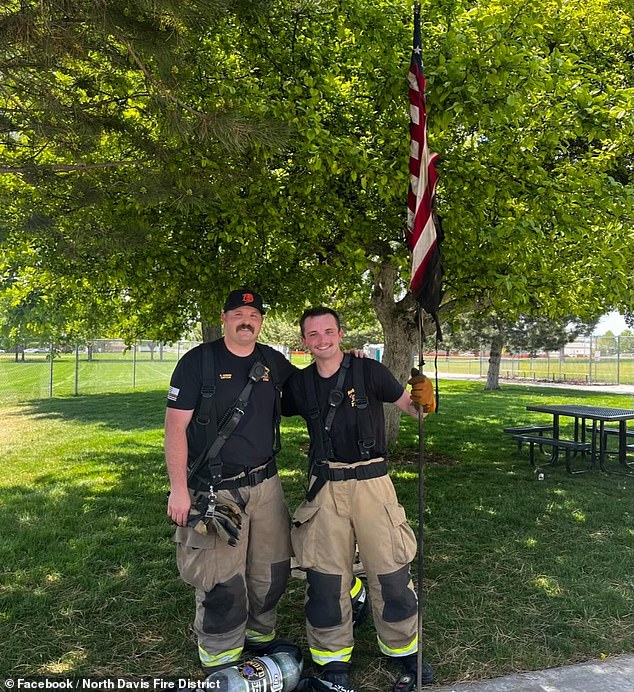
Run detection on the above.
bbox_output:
[506,404,634,475]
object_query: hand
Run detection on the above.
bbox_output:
[408,373,436,414]
[344,348,366,358]
[167,488,192,527]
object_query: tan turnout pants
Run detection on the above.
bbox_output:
[174,473,291,669]
[291,459,418,667]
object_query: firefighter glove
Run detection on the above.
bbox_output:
[209,500,242,547]
[408,373,436,413]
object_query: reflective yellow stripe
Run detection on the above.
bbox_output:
[245,629,276,644]
[350,576,363,599]
[377,634,417,657]
[309,645,353,666]
[198,644,242,667]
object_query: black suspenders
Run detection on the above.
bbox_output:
[187,342,281,487]
[195,342,219,445]
[306,354,352,465]
[304,355,378,501]
[352,357,376,459]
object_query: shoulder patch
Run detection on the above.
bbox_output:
[167,385,180,401]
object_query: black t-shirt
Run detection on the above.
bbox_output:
[282,356,404,462]
[166,339,295,482]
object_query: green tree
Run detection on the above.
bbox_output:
[1,0,632,441]
[442,311,594,389]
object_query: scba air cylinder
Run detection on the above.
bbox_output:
[203,652,303,692]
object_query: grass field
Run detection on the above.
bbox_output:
[3,378,633,687]
[0,351,314,401]
[2,350,632,402]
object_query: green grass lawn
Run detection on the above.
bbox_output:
[2,351,632,401]
[2,381,633,688]
[0,352,310,401]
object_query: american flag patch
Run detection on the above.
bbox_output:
[167,386,180,401]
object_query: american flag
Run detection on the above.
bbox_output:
[407,3,442,331]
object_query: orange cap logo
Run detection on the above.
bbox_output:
[242,293,254,303]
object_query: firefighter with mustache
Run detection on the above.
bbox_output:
[164,289,300,674]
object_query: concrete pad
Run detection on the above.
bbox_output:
[428,654,634,692]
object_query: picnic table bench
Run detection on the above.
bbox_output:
[510,433,592,474]
[588,425,634,450]
[503,425,553,452]
[508,405,634,476]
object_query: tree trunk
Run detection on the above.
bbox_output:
[371,260,418,446]
[485,331,504,390]
[201,319,222,343]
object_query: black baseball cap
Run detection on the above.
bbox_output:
[223,289,266,315]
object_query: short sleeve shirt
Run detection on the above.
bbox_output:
[283,356,404,462]
[167,339,295,481]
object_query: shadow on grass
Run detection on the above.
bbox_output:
[2,399,312,679]
[0,440,199,679]
[396,381,632,462]
[9,390,167,431]
[384,382,634,682]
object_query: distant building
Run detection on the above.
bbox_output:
[549,337,599,359]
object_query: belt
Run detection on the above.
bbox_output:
[218,460,277,489]
[322,460,387,482]
[306,460,387,502]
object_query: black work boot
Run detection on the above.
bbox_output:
[392,654,434,690]
[244,636,303,663]
[297,662,356,692]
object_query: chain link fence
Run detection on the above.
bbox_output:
[1,339,200,401]
[427,335,634,386]
[2,335,632,402]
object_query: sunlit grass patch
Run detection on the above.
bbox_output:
[2,382,633,687]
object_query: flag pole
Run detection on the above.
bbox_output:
[414,306,425,692]
[407,2,442,686]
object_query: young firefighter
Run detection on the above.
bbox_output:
[284,307,436,692]
[164,289,300,673]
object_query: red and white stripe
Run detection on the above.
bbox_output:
[406,18,440,300]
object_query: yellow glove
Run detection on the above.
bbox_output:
[408,373,436,413]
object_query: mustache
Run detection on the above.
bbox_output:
[237,323,255,333]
